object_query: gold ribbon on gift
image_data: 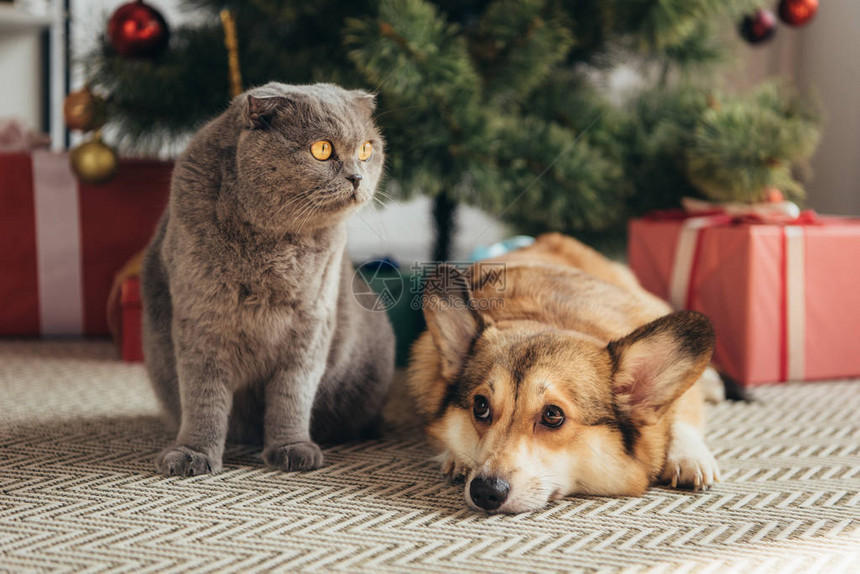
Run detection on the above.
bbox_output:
[106,250,144,343]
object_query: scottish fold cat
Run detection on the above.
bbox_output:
[141,82,395,476]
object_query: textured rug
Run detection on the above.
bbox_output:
[0,341,858,573]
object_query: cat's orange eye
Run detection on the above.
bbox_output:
[310,140,333,161]
[358,141,373,162]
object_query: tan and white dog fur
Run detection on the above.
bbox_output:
[406,233,721,514]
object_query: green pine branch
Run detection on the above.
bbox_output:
[471,0,574,105]
[84,0,825,240]
[687,83,822,203]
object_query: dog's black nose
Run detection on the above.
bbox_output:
[469,476,510,511]
[346,173,363,190]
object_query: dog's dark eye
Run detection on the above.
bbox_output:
[473,395,491,422]
[541,405,565,428]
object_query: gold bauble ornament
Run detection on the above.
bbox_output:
[63,86,108,132]
[70,132,118,185]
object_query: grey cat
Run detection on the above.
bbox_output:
[141,82,395,476]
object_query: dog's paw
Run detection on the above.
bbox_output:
[156,445,220,477]
[661,422,719,492]
[263,441,324,472]
[437,451,470,484]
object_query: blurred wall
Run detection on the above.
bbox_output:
[730,1,860,216]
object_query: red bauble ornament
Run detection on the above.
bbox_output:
[739,9,777,45]
[778,0,819,27]
[107,0,170,59]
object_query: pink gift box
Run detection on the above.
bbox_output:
[628,215,860,386]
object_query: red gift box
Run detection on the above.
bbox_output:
[629,211,860,385]
[118,277,143,362]
[0,151,171,336]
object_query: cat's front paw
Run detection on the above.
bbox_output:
[263,441,324,472]
[156,445,220,477]
[661,422,719,492]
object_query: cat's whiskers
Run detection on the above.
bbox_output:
[294,201,320,235]
[289,199,315,229]
[277,200,315,243]
[373,190,394,204]
[266,190,310,226]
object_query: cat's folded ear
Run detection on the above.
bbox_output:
[244,95,289,129]
[350,90,377,116]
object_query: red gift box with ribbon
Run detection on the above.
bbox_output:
[118,276,143,362]
[0,151,171,336]
[628,199,860,385]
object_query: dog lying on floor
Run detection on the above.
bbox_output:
[406,233,721,514]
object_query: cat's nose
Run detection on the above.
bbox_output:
[346,173,363,190]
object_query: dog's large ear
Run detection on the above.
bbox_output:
[244,95,289,129]
[607,311,714,426]
[422,264,489,380]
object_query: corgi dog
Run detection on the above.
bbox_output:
[406,233,721,514]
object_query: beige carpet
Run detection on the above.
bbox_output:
[0,340,858,573]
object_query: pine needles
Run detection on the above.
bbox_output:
[86,0,823,246]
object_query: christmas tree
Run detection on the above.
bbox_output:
[88,0,822,259]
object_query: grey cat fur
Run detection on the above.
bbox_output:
[141,82,395,477]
